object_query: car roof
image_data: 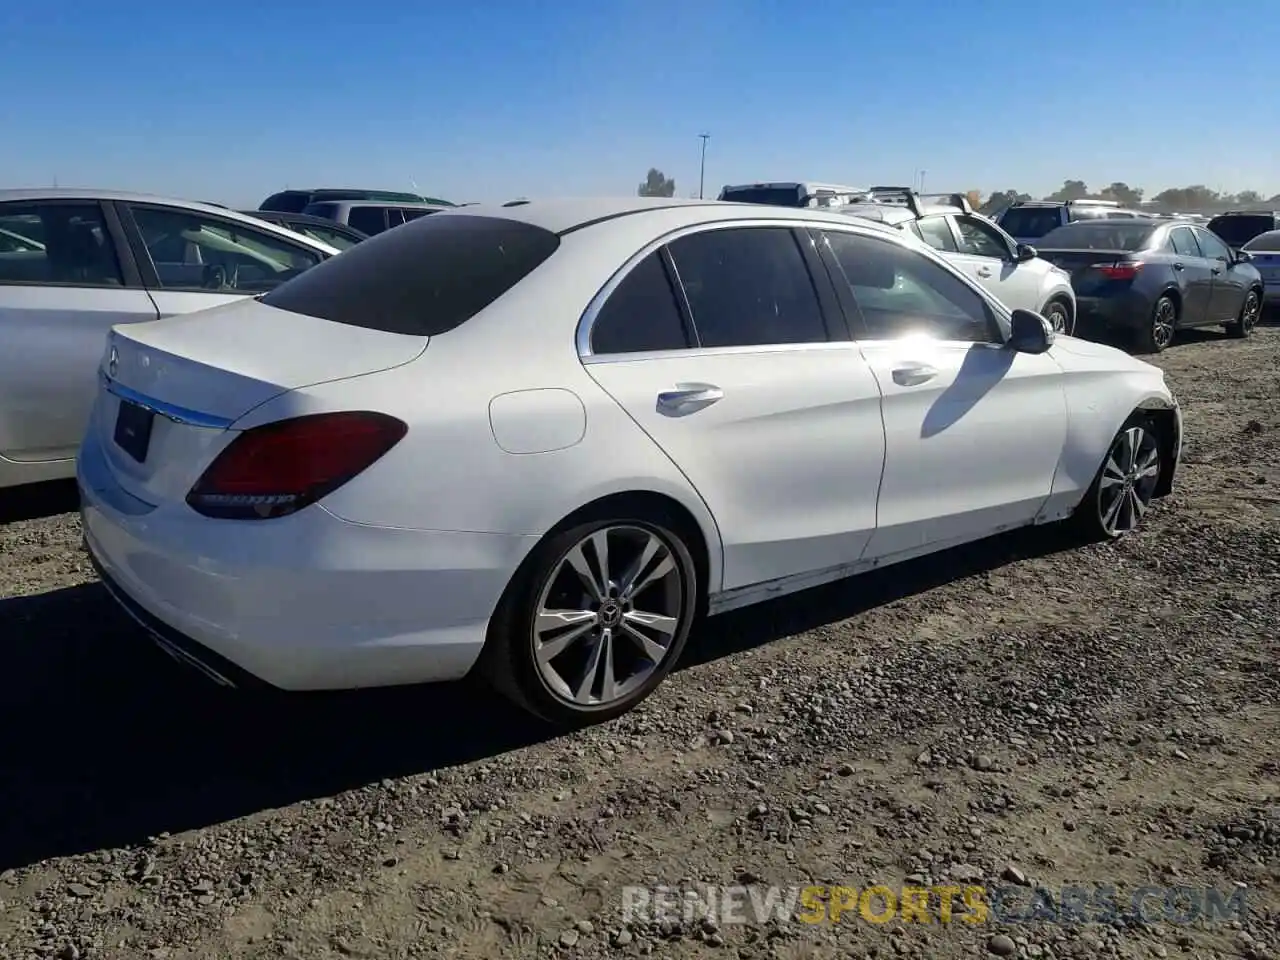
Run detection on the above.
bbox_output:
[0,188,340,253]
[427,196,902,236]
[305,199,450,211]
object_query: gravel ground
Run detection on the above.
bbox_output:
[1,325,1277,960]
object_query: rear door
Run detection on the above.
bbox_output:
[947,214,1041,312]
[1167,226,1214,324]
[118,202,328,319]
[0,198,158,464]
[580,225,886,591]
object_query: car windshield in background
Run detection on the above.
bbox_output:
[997,207,1062,238]
[1208,215,1274,247]
[1036,222,1156,250]
[1242,229,1280,252]
[721,188,803,207]
[260,215,560,337]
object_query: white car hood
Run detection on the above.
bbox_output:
[1052,335,1161,374]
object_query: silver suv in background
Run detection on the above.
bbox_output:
[301,200,451,237]
[996,199,1151,245]
[838,187,1077,334]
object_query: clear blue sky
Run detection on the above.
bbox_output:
[2,0,1275,207]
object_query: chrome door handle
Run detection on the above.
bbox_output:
[1173,262,1185,271]
[976,266,993,278]
[657,382,723,414]
[891,364,938,387]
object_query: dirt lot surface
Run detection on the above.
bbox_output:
[1,326,1277,960]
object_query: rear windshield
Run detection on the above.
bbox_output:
[1208,214,1275,247]
[720,187,804,207]
[1242,229,1280,252]
[1036,221,1156,250]
[261,214,561,336]
[996,207,1062,238]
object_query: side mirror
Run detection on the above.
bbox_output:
[1007,308,1055,354]
[1015,243,1038,262]
[1233,249,1253,263]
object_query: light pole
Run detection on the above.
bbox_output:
[698,134,710,199]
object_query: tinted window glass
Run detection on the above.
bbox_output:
[1208,214,1274,247]
[953,216,1009,258]
[823,231,995,342]
[1035,222,1156,250]
[0,201,123,286]
[591,252,691,354]
[401,208,436,222]
[262,214,560,337]
[1242,229,1280,252]
[347,207,388,235]
[915,216,957,252]
[997,207,1063,238]
[259,191,311,213]
[667,227,828,348]
[1170,227,1201,257]
[130,206,322,293]
[304,225,361,250]
[386,209,406,229]
[718,187,804,207]
[1193,228,1231,260]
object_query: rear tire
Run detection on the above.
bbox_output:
[1135,296,1177,354]
[1070,413,1164,541]
[1226,288,1261,339]
[477,510,699,727]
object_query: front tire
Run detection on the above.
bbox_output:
[1042,299,1073,336]
[479,513,699,726]
[1227,288,1261,339]
[1072,414,1163,541]
[1135,295,1177,354]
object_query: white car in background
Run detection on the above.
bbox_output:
[0,190,339,489]
[79,197,1181,726]
[836,188,1078,335]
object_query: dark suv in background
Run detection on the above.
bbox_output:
[996,199,1150,244]
[258,188,454,214]
[1207,211,1280,249]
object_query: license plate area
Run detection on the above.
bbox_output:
[113,400,155,463]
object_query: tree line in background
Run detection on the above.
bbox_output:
[637,169,1280,213]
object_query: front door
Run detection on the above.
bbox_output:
[0,199,158,464]
[818,228,1066,559]
[1192,227,1248,323]
[580,226,887,590]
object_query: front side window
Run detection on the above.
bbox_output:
[590,252,692,354]
[915,216,958,253]
[347,207,388,235]
[822,231,997,343]
[129,206,321,293]
[0,201,123,286]
[953,216,1011,259]
[302,225,361,250]
[1193,228,1231,261]
[666,227,829,348]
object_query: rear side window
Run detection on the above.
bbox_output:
[347,206,388,235]
[261,214,561,336]
[667,227,828,348]
[590,252,692,354]
[1169,227,1201,257]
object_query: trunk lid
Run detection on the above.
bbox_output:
[1035,248,1139,295]
[94,297,428,505]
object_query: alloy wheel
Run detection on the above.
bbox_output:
[1241,291,1260,335]
[1096,425,1161,536]
[1151,299,1176,350]
[531,525,686,707]
[1044,304,1070,335]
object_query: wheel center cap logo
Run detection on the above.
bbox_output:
[600,602,623,627]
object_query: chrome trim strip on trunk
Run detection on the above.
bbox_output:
[101,371,235,430]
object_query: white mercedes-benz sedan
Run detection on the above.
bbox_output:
[77,197,1183,725]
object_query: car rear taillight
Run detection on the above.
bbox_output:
[186,412,407,520]
[1093,261,1144,280]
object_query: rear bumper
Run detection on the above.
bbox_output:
[78,428,533,691]
[1074,292,1150,332]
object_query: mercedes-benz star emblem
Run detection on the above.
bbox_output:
[108,345,119,378]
